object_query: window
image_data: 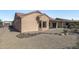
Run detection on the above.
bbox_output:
[43,21,47,28]
[39,21,41,28]
[52,23,56,28]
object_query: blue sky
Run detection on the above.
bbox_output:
[0,10,79,21]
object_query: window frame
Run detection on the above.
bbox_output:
[43,21,47,28]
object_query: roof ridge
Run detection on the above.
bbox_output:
[15,10,43,18]
[23,10,42,16]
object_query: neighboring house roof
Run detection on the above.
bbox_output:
[55,18,79,22]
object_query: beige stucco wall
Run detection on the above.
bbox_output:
[49,21,53,28]
[21,13,41,33]
[39,15,49,31]
[58,22,63,28]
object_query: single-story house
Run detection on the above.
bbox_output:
[12,11,79,33]
[13,11,50,33]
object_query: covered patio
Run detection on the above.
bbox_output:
[49,20,64,29]
[49,19,79,29]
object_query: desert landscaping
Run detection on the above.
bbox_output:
[0,26,78,49]
[0,11,79,49]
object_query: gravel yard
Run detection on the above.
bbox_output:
[0,27,78,49]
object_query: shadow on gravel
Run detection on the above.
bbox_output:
[66,42,79,49]
[16,32,54,39]
[8,26,18,32]
[16,31,68,39]
[65,33,79,49]
[72,35,79,49]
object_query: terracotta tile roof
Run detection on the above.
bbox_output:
[24,11,42,16]
[15,11,42,18]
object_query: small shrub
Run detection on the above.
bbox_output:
[73,29,78,33]
[16,33,25,39]
[63,29,68,35]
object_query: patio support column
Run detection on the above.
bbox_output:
[62,22,63,28]
[50,22,52,28]
[41,21,43,29]
[56,22,58,28]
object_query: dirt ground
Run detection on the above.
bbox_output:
[0,27,78,49]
